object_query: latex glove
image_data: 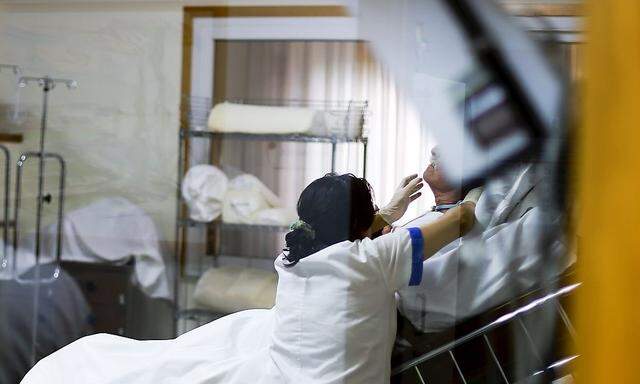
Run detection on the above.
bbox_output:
[379,174,424,224]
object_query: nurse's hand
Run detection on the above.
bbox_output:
[379,174,424,224]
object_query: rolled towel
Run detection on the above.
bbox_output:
[208,102,327,135]
[193,266,278,314]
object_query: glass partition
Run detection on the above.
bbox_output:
[0,2,583,383]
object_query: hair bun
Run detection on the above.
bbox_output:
[286,227,313,245]
[284,221,318,266]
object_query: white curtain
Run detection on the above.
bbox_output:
[193,40,436,264]
[215,41,435,222]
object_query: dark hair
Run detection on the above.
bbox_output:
[283,173,376,267]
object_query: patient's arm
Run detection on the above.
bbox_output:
[419,202,475,260]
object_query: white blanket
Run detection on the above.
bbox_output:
[22,309,274,384]
[18,197,171,300]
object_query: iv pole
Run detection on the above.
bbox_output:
[13,76,76,282]
[13,75,76,366]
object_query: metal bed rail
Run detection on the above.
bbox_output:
[0,63,20,270]
[0,145,11,271]
[392,282,580,383]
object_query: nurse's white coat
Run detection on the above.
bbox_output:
[22,230,423,384]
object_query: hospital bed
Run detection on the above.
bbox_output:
[392,270,578,383]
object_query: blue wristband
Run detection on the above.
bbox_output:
[407,227,424,286]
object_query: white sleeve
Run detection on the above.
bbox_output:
[368,228,424,292]
[398,208,572,332]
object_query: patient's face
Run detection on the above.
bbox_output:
[423,148,454,193]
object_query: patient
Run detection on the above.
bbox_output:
[22,173,474,384]
[399,147,477,228]
[396,147,574,333]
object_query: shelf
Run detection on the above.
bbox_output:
[0,132,23,143]
[175,308,224,322]
[180,129,367,144]
[178,218,290,232]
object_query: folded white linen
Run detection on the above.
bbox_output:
[193,266,277,313]
[181,164,228,222]
[208,102,327,135]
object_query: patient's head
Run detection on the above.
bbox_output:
[423,147,454,194]
[423,147,458,202]
[283,173,375,266]
[423,146,471,204]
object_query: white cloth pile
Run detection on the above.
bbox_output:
[17,197,171,300]
[181,165,228,222]
[207,102,363,137]
[182,165,296,226]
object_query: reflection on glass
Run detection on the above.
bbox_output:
[0,2,582,383]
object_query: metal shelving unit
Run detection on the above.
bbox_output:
[173,97,369,334]
[178,218,289,232]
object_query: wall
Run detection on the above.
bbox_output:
[0,2,183,242]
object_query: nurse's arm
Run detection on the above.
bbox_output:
[419,202,475,260]
[367,214,390,235]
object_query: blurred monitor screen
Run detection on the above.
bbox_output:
[350,0,563,186]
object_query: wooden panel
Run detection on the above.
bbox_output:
[181,6,349,112]
[184,6,348,19]
[502,3,583,17]
[178,6,350,273]
[0,133,23,143]
[577,0,640,382]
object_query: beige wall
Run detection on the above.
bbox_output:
[0,0,352,242]
[0,2,183,240]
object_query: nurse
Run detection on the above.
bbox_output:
[22,173,475,384]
